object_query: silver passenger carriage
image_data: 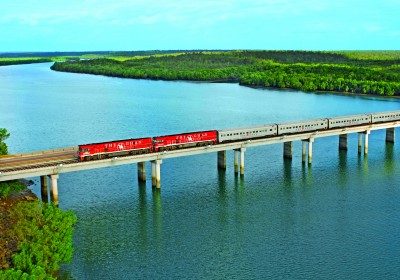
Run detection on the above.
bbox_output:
[218,124,277,143]
[371,111,400,123]
[278,118,328,135]
[328,114,371,129]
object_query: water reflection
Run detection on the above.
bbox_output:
[384,143,395,174]
[137,182,148,254]
[283,158,293,188]
[301,163,313,187]
[338,150,348,185]
[217,169,227,199]
[357,154,369,182]
[152,188,162,241]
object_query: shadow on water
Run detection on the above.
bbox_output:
[138,181,147,210]
[217,169,227,200]
[384,142,395,174]
[357,154,369,182]
[338,150,348,186]
[152,187,162,240]
[283,158,293,190]
[301,162,313,187]
[234,172,245,194]
[57,268,76,280]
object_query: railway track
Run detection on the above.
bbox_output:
[0,158,79,173]
[0,147,78,173]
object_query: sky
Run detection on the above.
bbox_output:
[1,0,399,52]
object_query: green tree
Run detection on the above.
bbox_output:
[9,202,77,276]
[0,128,10,155]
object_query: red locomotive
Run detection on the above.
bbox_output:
[77,130,218,161]
[78,138,153,161]
[154,131,217,152]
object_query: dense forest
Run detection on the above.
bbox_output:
[45,50,400,96]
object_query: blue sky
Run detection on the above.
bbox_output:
[1,0,399,52]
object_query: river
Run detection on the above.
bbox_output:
[1,63,400,279]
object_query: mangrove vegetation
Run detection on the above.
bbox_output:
[0,128,77,279]
[50,50,400,96]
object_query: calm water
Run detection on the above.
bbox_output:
[1,63,400,279]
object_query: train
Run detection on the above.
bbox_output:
[77,111,400,161]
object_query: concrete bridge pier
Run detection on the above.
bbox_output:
[283,141,293,159]
[364,130,371,154]
[233,148,245,175]
[218,151,226,170]
[40,175,49,202]
[308,138,314,164]
[151,160,162,188]
[302,141,307,162]
[339,134,348,150]
[234,149,239,173]
[386,128,395,143]
[49,174,59,205]
[137,162,146,182]
[240,147,246,175]
[302,138,314,164]
[358,133,363,154]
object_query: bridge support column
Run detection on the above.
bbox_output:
[151,160,162,188]
[218,151,226,170]
[40,175,49,202]
[283,142,292,159]
[49,174,59,205]
[234,150,239,173]
[386,128,395,143]
[358,133,363,154]
[364,130,370,154]
[308,138,314,164]
[137,162,146,182]
[240,147,246,176]
[302,139,314,164]
[339,134,348,150]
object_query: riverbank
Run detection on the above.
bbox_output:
[0,181,36,270]
[0,181,77,279]
[50,50,400,96]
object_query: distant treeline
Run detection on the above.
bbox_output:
[51,50,400,96]
[0,58,52,66]
[0,50,229,58]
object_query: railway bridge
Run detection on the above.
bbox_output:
[0,116,399,205]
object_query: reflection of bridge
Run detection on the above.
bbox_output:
[0,118,398,205]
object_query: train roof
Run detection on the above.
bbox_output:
[153,130,217,138]
[370,110,400,116]
[277,118,327,126]
[79,137,153,147]
[328,113,371,120]
[218,123,277,133]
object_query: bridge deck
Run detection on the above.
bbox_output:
[1,121,398,182]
